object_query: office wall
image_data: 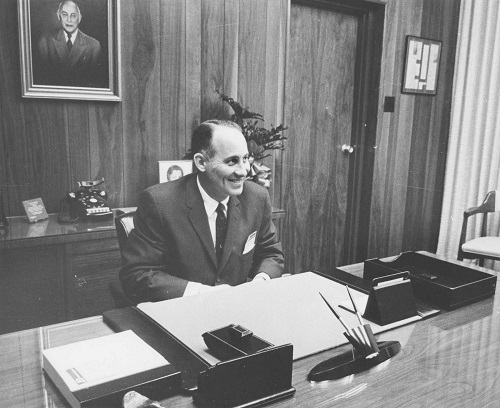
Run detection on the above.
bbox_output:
[0,0,460,266]
[368,0,461,258]
[0,0,287,215]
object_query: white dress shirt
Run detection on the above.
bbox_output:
[183,176,269,297]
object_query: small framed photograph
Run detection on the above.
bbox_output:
[158,160,193,183]
[18,0,121,101]
[22,198,49,222]
[402,35,442,95]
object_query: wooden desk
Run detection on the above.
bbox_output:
[2,256,499,408]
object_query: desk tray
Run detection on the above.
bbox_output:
[364,252,497,310]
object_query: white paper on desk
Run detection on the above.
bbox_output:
[138,272,420,365]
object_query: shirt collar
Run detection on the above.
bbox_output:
[196,175,229,215]
[65,29,79,42]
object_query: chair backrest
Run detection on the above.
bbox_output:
[115,211,136,250]
[458,190,500,263]
[464,190,498,237]
[111,211,136,307]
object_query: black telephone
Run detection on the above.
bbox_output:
[58,177,113,223]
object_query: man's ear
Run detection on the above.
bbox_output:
[193,153,207,172]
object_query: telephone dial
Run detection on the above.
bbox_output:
[58,177,113,223]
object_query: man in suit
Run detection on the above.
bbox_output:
[120,120,285,303]
[34,1,103,87]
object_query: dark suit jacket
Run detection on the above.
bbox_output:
[35,29,103,87]
[120,174,284,302]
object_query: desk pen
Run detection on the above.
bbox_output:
[319,291,374,356]
[345,285,364,326]
[318,292,350,332]
[344,285,372,347]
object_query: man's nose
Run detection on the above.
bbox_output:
[235,160,250,176]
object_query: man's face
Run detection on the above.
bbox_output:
[198,126,250,202]
[59,2,80,34]
[169,169,183,181]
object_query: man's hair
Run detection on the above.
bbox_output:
[166,164,183,179]
[57,1,81,21]
[191,120,242,158]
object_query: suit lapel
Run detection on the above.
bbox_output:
[68,31,87,67]
[186,177,217,268]
[219,196,241,271]
[53,29,69,63]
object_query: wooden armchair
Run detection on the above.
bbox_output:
[457,190,500,266]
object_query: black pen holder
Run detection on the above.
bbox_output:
[308,323,400,382]
[344,324,379,358]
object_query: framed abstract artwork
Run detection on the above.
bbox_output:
[18,0,121,101]
[402,35,442,95]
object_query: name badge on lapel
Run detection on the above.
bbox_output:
[243,231,257,254]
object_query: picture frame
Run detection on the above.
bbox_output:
[18,0,121,101]
[158,160,193,183]
[402,35,442,95]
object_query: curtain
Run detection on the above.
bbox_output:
[437,0,500,271]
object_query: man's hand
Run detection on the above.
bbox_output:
[251,272,271,283]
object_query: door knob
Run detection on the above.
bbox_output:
[342,144,354,154]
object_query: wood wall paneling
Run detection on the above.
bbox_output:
[160,0,188,161]
[66,102,91,186]
[0,0,28,216]
[89,103,124,206]
[402,0,461,251]
[369,0,422,257]
[121,0,162,204]
[0,0,460,276]
[223,0,240,112]
[368,0,459,259]
[24,99,70,212]
[185,0,202,140]
[200,0,226,121]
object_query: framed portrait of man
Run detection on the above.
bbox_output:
[18,0,121,101]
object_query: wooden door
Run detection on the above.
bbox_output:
[281,0,384,273]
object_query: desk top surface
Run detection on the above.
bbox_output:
[2,254,500,408]
[0,208,285,249]
[0,213,117,249]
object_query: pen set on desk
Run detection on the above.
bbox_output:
[319,286,379,359]
[308,286,401,382]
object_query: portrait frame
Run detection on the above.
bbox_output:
[18,0,121,101]
[402,35,442,95]
[158,160,194,183]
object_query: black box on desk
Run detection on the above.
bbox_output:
[364,251,497,310]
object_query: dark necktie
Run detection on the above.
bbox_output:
[215,203,227,265]
[67,33,72,51]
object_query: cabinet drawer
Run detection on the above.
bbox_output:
[69,237,119,255]
[67,250,122,319]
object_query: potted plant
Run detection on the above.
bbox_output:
[217,90,287,187]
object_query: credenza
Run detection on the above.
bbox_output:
[0,208,286,335]
[0,213,121,334]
